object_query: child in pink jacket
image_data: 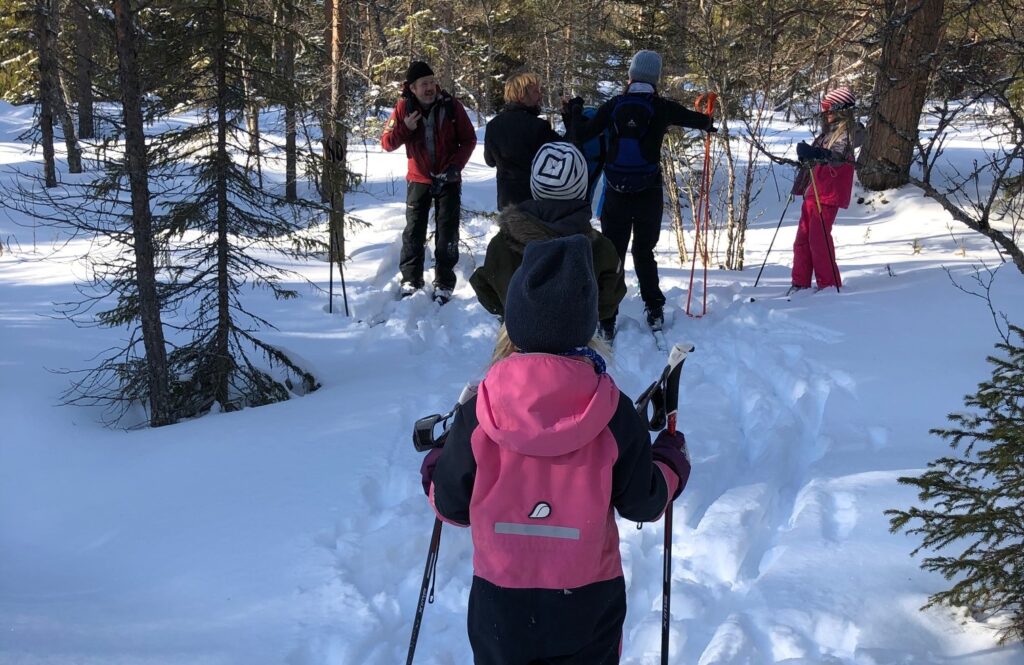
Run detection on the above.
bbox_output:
[420,235,691,664]
[790,86,866,292]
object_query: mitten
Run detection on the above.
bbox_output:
[652,430,691,499]
[796,141,831,163]
[420,447,443,496]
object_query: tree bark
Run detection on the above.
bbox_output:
[72,0,94,139]
[282,1,297,201]
[662,136,689,264]
[112,0,173,426]
[35,0,58,187]
[858,0,944,190]
[240,54,263,187]
[45,0,83,174]
[327,0,347,262]
[213,0,233,409]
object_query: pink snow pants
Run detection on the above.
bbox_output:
[792,196,841,289]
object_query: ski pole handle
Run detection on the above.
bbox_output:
[695,91,718,115]
[663,344,692,435]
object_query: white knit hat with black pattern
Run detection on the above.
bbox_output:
[530,142,588,201]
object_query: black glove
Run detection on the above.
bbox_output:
[420,447,443,496]
[706,125,718,134]
[796,141,831,163]
[564,96,584,115]
[651,430,691,500]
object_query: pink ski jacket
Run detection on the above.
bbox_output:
[795,122,866,209]
[430,353,678,590]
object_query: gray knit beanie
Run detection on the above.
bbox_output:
[628,50,662,85]
[505,236,598,354]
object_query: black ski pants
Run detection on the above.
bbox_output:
[467,576,625,665]
[600,186,665,311]
[400,180,461,289]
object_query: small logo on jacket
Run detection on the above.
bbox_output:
[528,502,551,519]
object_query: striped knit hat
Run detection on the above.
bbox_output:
[822,86,856,112]
[530,142,588,201]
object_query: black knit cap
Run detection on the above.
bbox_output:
[505,235,598,354]
[406,61,434,85]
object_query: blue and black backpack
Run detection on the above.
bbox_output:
[604,94,658,193]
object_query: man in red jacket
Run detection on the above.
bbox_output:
[381,61,477,304]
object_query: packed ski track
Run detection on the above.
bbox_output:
[2,104,1023,665]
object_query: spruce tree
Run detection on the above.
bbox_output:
[888,325,1024,643]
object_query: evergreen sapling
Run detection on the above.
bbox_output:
[888,325,1024,643]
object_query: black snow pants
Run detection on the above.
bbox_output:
[599,185,666,311]
[400,180,461,289]
[467,575,626,665]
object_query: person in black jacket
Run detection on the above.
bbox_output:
[484,72,562,210]
[565,50,715,333]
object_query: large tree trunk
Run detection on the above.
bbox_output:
[112,0,173,426]
[858,0,944,190]
[327,0,347,262]
[35,0,58,187]
[73,0,94,139]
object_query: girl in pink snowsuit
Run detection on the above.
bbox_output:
[791,86,865,291]
[420,235,691,664]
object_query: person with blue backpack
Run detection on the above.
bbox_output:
[565,50,715,339]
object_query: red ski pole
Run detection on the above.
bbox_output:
[687,92,717,318]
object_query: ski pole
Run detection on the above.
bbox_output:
[753,192,795,288]
[635,344,695,665]
[407,517,442,665]
[328,212,334,315]
[330,191,351,317]
[407,383,478,664]
[807,166,841,293]
[687,93,717,318]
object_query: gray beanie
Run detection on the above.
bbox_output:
[628,50,662,85]
[505,235,598,354]
[530,142,588,201]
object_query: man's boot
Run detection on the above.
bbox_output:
[598,317,617,344]
[645,304,664,332]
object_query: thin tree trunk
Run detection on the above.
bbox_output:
[35,0,57,187]
[73,0,93,139]
[214,0,233,408]
[663,136,689,263]
[858,0,944,190]
[328,0,347,261]
[53,65,83,173]
[283,2,297,201]
[112,0,172,426]
[241,55,262,187]
[46,0,83,173]
[319,0,332,202]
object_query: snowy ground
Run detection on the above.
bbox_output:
[1,101,1023,665]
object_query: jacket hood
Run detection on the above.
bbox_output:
[498,200,594,252]
[476,354,619,457]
